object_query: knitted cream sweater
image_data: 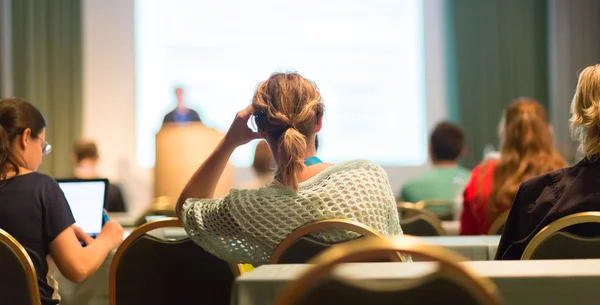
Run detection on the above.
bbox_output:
[181,160,402,265]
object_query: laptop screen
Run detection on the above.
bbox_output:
[57,179,108,237]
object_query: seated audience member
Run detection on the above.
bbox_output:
[176,72,403,265]
[240,140,275,189]
[72,139,127,212]
[461,98,566,237]
[496,65,600,259]
[0,98,123,305]
[399,122,470,204]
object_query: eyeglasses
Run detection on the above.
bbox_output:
[42,141,52,155]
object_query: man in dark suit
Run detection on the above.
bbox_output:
[162,87,201,124]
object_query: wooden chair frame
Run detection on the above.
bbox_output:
[0,229,40,305]
[274,235,502,305]
[109,217,244,305]
[487,210,509,235]
[270,218,398,264]
[521,211,600,260]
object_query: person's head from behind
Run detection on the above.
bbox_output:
[499,98,553,157]
[490,98,565,219]
[429,122,465,165]
[570,64,600,159]
[253,140,275,176]
[252,72,324,190]
[72,139,99,166]
[0,98,48,180]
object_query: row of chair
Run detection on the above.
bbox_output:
[275,235,503,305]
[3,211,600,304]
[398,202,509,236]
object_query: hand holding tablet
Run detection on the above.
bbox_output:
[57,179,108,238]
[57,178,124,248]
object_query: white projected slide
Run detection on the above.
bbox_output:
[59,181,106,235]
[135,0,426,167]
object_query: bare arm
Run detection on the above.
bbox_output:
[50,221,123,283]
[176,105,260,218]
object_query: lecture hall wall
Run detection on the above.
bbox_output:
[82,0,449,215]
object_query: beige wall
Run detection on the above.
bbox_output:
[81,0,450,216]
[82,0,152,216]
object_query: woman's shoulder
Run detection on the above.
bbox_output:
[229,160,387,196]
[473,158,499,172]
[6,172,57,186]
[0,173,61,201]
[310,159,388,181]
[328,159,386,173]
[519,166,567,193]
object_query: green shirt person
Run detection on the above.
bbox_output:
[399,122,470,218]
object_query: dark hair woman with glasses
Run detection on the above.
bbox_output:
[0,98,124,305]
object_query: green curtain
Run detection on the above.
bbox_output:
[10,0,82,177]
[445,0,549,168]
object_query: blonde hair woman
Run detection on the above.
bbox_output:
[176,72,402,265]
[496,64,600,260]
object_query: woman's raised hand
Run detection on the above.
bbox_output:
[223,105,262,148]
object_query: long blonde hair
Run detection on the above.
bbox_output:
[570,64,600,158]
[252,72,324,190]
[488,98,566,220]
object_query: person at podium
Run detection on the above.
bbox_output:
[162,87,201,125]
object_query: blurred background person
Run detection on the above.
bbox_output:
[460,98,566,236]
[72,139,128,212]
[240,140,275,189]
[399,121,470,204]
[162,87,201,125]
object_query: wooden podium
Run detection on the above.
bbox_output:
[154,122,233,204]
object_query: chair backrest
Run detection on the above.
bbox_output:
[275,236,503,305]
[487,210,509,235]
[110,218,244,305]
[415,200,454,221]
[521,212,600,260]
[397,203,446,236]
[0,229,41,305]
[270,219,403,264]
[134,197,177,227]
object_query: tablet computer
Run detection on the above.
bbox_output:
[57,178,108,238]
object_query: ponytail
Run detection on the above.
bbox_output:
[251,72,324,191]
[277,127,307,191]
[0,124,18,181]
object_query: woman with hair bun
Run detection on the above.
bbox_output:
[496,64,600,260]
[176,72,403,265]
